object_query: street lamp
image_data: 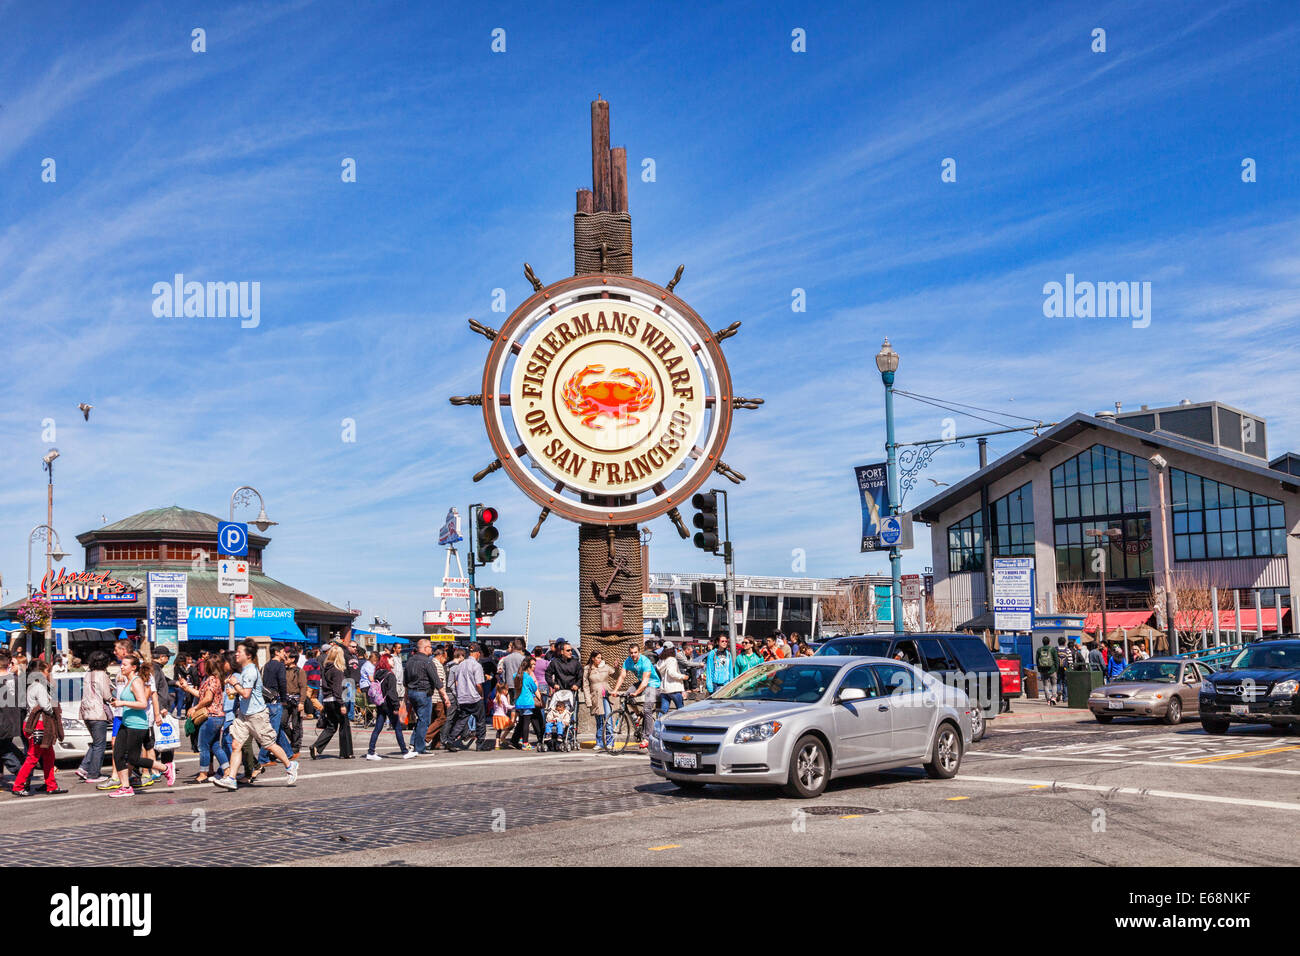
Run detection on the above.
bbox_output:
[875,338,903,634]
[1085,527,1122,648]
[41,449,61,657]
[1147,454,1179,653]
[27,524,67,596]
[225,486,275,650]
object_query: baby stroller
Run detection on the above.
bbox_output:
[541,689,578,752]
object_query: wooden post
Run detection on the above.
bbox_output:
[591,99,611,212]
[610,147,628,213]
[576,188,594,214]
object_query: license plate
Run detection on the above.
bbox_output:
[1108,700,1124,710]
[1231,704,1249,716]
[672,752,697,769]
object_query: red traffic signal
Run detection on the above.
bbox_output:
[480,506,498,524]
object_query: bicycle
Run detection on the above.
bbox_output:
[606,692,650,754]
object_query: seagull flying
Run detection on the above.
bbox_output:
[927,478,949,487]
[78,403,93,421]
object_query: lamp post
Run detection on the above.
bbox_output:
[1148,454,1178,653]
[27,524,68,596]
[41,449,62,657]
[875,339,903,634]
[226,487,276,651]
[1085,527,1122,648]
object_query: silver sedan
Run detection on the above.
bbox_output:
[648,657,975,798]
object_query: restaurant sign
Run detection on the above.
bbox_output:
[40,569,139,604]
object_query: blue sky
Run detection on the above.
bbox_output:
[2,0,1297,636]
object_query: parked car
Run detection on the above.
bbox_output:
[1198,637,1300,734]
[648,658,975,798]
[1087,657,1207,724]
[815,633,1000,740]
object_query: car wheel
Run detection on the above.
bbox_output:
[1200,718,1230,735]
[783,735,829,799]
[969,707,987,742]
[1094,714,1113,724]
[925,722,963,779]
[1163,697,1182,725]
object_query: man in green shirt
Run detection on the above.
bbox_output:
[735,636,763,675]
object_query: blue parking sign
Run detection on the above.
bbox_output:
[217,521,248,556]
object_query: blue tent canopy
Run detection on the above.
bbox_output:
[186,615,306,642]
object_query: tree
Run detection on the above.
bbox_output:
[820,583,874,635]
[1159,571,1231,652]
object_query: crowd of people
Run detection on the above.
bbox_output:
[1,626,809,796]
[1034,634,1149,704]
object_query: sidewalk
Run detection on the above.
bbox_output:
[995,694,1094,725]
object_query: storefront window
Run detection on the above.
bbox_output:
[947,511,984,573]
[1170,469,1286,560]
[990,482,1034,558]
[1052,444,1152,582]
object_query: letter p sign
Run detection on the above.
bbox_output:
[217,521,248,557]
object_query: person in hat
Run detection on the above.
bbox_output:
[655,643,686,714]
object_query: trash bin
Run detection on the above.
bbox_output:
[1023,668,1039,699]
[1066,669,1103,709]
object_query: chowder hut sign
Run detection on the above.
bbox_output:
[40,569,139,603]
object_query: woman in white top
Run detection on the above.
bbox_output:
[655,644,686,715]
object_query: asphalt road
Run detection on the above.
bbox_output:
[5,715,1298,866]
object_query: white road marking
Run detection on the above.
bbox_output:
[958,773,1300,812]
[14,752,604,805]
[968,749,1300,776]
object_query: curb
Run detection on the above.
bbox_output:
[995,708,1094,725]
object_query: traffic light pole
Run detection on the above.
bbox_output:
[719,489,737,650]
[468,503,479,647]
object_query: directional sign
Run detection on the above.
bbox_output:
[217,559,250,595]
[433,586,472,601]
[217,521,248,557]
[993,557,1035,631]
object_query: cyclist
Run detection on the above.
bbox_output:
[611,642,659,749]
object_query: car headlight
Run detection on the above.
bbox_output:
[733,721,782,744]
[1268,680,1298,699]
[648,718,663,744]
[1199,680,1214,694]
[1089,690,1105,699]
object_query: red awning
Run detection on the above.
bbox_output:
[1174,608,1287,633]
[1083,611,1153,634]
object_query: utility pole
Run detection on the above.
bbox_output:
[979,437,994,619]
[719,490,737,649]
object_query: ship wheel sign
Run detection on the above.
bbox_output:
[452,270,763,533]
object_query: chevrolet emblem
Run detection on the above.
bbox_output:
[682,735,693,742]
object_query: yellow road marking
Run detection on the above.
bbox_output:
[946,796,970,801]
[840,814,863,819]
[1028,784,1048,789]
[1179,745,1300,765]
[649,844,681,851]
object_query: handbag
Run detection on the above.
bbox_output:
[187,705,209,728]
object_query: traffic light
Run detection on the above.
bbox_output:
[478,588,504,615]
[691,491,719,553]
[475,505,500,565]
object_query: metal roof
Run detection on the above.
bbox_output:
[77,506,272,547]
[913,412,1300,524]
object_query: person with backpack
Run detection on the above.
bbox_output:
[212,640,299,790]
[1035,636,1059,704]
[1055,637,1075,704]
[365,655,414,760]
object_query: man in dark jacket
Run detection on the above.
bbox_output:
[259,643,292,766]
[405,638,449,755]
[0,650,24,783]
[546,641,582,697]
[284,652,308,755]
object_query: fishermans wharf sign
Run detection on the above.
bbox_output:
[40,569,139,603]
[477,275,738,525]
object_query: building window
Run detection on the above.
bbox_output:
[947,511,984,573]
[990,482,1035,558]
[1051,444,1153,582]
[1170,469,1286,560]
[101,544,160,563]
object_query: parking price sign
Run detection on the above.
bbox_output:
[993,557,1034,631]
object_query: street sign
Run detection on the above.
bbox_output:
[423,609,492,627]
[643,593,669,619]
[879,513,915,550]
[217,521,248,557]
[234,595,254,618]
[438,508,462,546]
[993,557,1035,631]
[901,574,922,602]
[433,586,472,600]
[147,571,188,652]
[217,558,250,595]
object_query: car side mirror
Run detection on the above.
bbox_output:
[837,687,867,704]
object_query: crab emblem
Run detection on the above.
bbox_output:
[560,364,656,429]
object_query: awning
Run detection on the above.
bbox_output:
[353,629,408,645]
[186,615,307,642]
[1083,611,1152,634]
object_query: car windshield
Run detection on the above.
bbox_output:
[815,639,890,658]
[1230,644,1300,670]
[712,662,837,702]
[1115,662,1179,683]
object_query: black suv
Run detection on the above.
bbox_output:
[1198,636,1300,734]
[815,633,1000,740]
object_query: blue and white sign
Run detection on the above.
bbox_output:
[880,516,903,546]
[438,508,462,546]
[993,557,1035,632]
[855,462,890,552]
[217,521,248,557]
[147,571,188,652]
